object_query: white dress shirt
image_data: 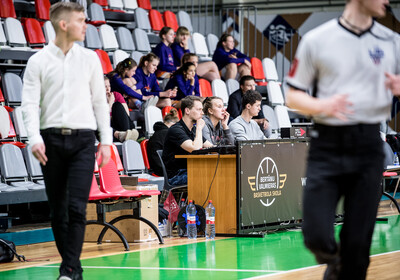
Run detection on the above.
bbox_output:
[21,41,112,146]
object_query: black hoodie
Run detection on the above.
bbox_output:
[147,121,169,176]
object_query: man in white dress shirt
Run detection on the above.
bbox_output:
[21,3,111,280]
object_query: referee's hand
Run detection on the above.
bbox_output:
[385,72,400,96]
[323,94,353,121]
[32,143,48,166]
[97,144,111,168]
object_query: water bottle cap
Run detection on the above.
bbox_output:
[189,200,193,203]
[209,200,212,203]
[181,198,185,201]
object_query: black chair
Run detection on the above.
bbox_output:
[156,150,187,204]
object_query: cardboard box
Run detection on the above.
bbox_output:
[85,184,159,243]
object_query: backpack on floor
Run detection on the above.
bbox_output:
[0,238,25,263]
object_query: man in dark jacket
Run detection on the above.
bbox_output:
[147,111,179,176]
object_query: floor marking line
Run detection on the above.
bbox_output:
[41,265,282,273]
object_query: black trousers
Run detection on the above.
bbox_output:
[41,129,96,275]
[111,102,135,132]
[302,124,384,280]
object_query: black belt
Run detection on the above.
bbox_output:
[41,128,94,136]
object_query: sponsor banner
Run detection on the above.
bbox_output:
[239,141,308,227]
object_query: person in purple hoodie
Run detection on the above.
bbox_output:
[165,62,200,101]
[212,33,251,80]
[153,26,177,79]
[171,26,220,82]
[134,53,177,108]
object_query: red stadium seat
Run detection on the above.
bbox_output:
[161,106,178,118]
[110,144,124,173]
[95,49,113,74]
[137,0,151,10]
[250,57,268,86]
[4,106,16,139]
[0,0,16,18]
[199,78,213,97]
[92,0,108,7]
[35,0,51,21]
[163,11,178,32]
[140,139,150,170]
[22,18,46,47]
[149,9,164,32]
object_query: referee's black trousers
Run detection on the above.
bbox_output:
[302,124,384,280]
[41,129,96,276]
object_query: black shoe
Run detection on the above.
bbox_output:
[323,257,341,280]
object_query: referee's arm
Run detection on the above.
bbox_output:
[286,88,352,122]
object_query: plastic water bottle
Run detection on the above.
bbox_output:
[178,199,187,237]
[205,200,216,240]
[186,200,197,239]
[395,152,400,166]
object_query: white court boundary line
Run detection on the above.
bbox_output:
[41,265,282,273]
[242,250,400,280]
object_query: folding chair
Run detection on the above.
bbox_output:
[206,33,218,56]
[22,145,44,185]
[225,79,239,96]
[85,24,103,50]
[123,0,138,11]
[149,9,164,32]
[177,11,193,33]
[140,139,150,170]
[22,18,46,48]
[113,49,130,68]
[267,81,285,106]
[251,57,268,86]
[191,32,212,62]
[134,7,151,32]
[0,0,16,18]
[43,21,55,44]
[95,159,163,245]
[2,72,23,106]
[262,57,279,82]
[156,150,187,204]
[132,28,151,53]
[4,18,29,49]
[137,0,151,10]
[87,3,106,26]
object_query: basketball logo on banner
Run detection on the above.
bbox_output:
[248,157,287,207]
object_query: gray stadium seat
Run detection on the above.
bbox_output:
[99,24,119,51]
[225,79,239,96]
[87,3,106,24]
[85,24,103,50]
[0,144,44,191]
[2,73,23,106]
[267,81,285,106]
[109,0,124,10]
[0,22,10,49]
[11,107,27,140]
[211,79,229,106]
[191,32,211,61]
[4,18,28,48]
[22,145,45,185]
[132,28,151,53]
[206,33,218,56]
[262,58,279,81]
[134,7,151,32]
[123,0,138,11]
[144,106,163,137]
[274,105,292,130]
[121,140,164,190]
[177,11,193,33]
[116,26,135,52]
[262,105,279,134]
[43,21,55,44]
[131,51,144,64]
[113,49,130,68]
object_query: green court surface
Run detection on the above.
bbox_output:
[1,215,400,280]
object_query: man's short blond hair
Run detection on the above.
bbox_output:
[49,2,85,31]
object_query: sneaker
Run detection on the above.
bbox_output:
[116,131,127,142]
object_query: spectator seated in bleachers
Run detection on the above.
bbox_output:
[212,34,251,81]
[227,75,271,137]
[108,58,149,110]
[147,109,179,176]
[104,76,139,142]
[162,96,213,185]
[229,90,266,142]
[153,26,177,79]
[133,53,177,108]
[202,96,234,145]
[171,26,220,82]
[165,62,200,102]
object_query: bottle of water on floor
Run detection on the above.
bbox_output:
[186,200,197,239]
[178,199,187,237]
[205,200,215,240]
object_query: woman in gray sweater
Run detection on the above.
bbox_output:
[202,97,234,145]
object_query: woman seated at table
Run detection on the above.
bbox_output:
[202,96,234,145]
